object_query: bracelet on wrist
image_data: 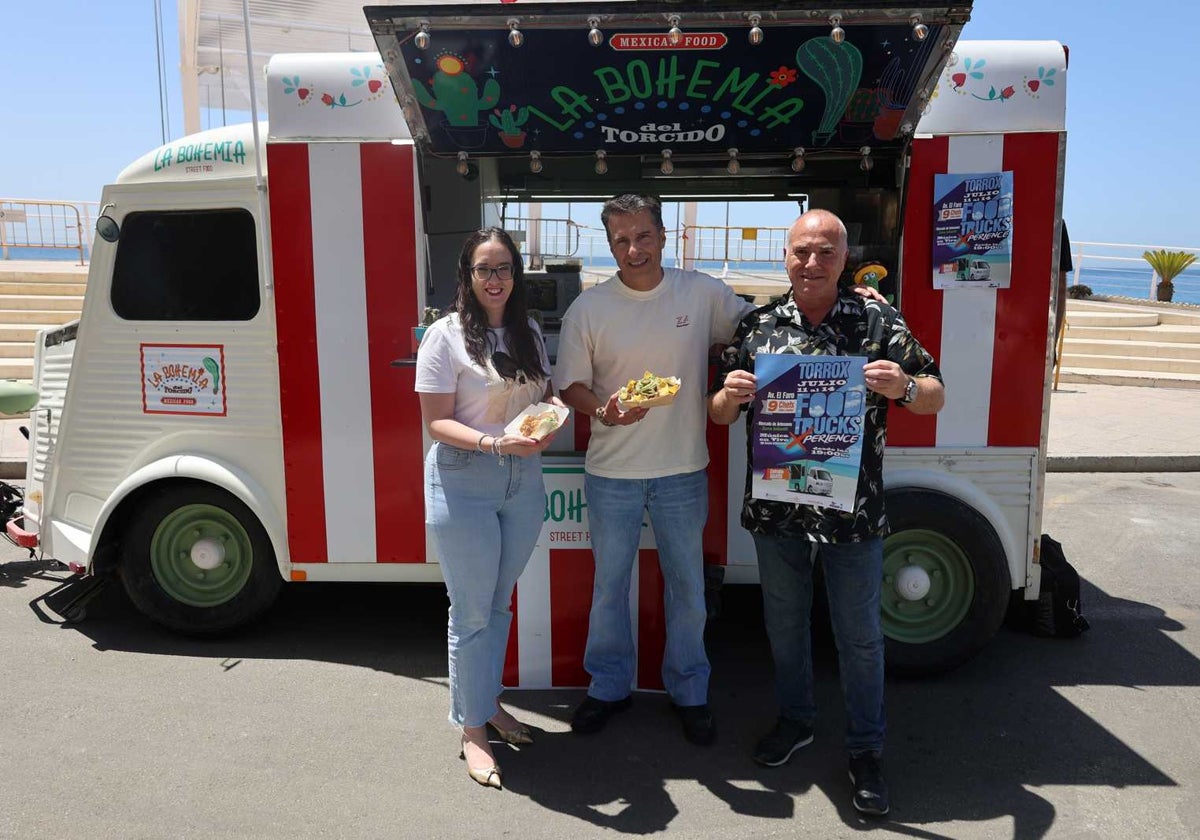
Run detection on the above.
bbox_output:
[476,433,490,452]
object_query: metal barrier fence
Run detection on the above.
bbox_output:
[510,221,792,276]
[504,216,581,266]
[0,198,100,265]
[1071,240,1200,303]
[679,224,788,274]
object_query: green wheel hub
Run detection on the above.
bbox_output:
[149,503,254,607]
[881,529,975,644]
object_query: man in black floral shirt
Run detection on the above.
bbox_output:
[708,209,944,817]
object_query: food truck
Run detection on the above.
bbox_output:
[10,1,1069,680]
[788,463,834,497]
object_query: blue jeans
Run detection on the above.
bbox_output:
[752,534,886,756]
[583,469,710,706]
[425,442,545,728]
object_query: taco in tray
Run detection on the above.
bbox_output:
[519,408,562,439]
[618,370,681,406]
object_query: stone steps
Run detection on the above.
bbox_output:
[0,294,86,311]
[1057,367,1200,389]
[1065,311,1160,328]
[0,262,87,380]
[0,281,88,296]
[0,359,33,380]
[0,264,88,284]
[0,324,54,343]
[1061,299,1200,389]
[1065,338,1200,361]
[1063,352,1200,375]
[0,309,79,325]
[1066,324,1200,345]
[0,342,33,358]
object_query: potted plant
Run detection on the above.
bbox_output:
[1142,249,1197,302]
[489,104,529,148]
[412,307,441,352]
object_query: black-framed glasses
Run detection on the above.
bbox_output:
[472,264,514,282]
[491,350,526,384]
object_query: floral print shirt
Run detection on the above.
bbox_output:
[713,288,943,542]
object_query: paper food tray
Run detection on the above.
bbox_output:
[617,377,681,411]
[504,402,570,440]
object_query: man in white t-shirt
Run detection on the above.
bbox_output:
[554,194,754,745]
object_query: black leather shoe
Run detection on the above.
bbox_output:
[673,703,716,746]
[570,695,632,734]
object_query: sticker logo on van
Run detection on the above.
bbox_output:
[140,343,227,417]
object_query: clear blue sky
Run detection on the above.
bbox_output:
[2,1,1196,246]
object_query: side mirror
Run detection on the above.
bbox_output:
[96,215,121,243]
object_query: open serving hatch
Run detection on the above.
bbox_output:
[365,2,972,195]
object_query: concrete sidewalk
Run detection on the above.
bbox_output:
[0,381,1195,476]
[1045,381,1200,472]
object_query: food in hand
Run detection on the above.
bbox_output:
[618,371,681,404]
[519,409,561,439]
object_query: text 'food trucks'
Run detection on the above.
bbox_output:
[11,1,1068,679]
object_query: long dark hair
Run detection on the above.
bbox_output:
[453,227,548,380]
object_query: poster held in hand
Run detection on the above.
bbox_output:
[750,354,867,512]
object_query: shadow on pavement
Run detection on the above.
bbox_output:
[30,574,1199,839]
[0,556,71,589]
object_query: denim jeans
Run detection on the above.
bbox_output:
[583,469,710,706]
[425,442,545,728]
[752,534,886,756]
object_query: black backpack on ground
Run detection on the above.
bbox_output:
[1031,534,1090,637]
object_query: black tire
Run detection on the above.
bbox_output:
[119,482,282,635]
[882,488,1011,676]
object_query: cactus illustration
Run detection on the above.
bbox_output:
[489,104,529,135]
[412,54,500,127]
[796,37,863,146]
[202,356,220,394]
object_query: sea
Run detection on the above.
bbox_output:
[7,247,1198,307]
[578,255,1200,307]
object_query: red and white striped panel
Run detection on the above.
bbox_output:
[890,132,1060,449]
[267,141,427,564]
[504,467,667,691]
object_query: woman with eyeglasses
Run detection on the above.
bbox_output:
[415,227,563,790]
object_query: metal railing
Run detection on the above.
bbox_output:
[679,224,788,275]
[0,199,100,265]
[1071,240,1200,302]
[504,216,581,268]
[512,221,793,277]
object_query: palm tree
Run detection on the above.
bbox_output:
[1142,249,1197,302]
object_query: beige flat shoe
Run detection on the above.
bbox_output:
[488,718,534,746]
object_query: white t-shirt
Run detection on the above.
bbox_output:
[415,314,551,435]
[554,267,753,479]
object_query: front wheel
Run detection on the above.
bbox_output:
[119,483,282,635]
[882,489,1011,676]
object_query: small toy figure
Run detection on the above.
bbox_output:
[853,261,893,304]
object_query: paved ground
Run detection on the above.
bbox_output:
[2,472,1199,839]
[1045,382,1200,471]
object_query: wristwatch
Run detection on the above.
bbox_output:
[594,406,616,427]
[898,376,918,406]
